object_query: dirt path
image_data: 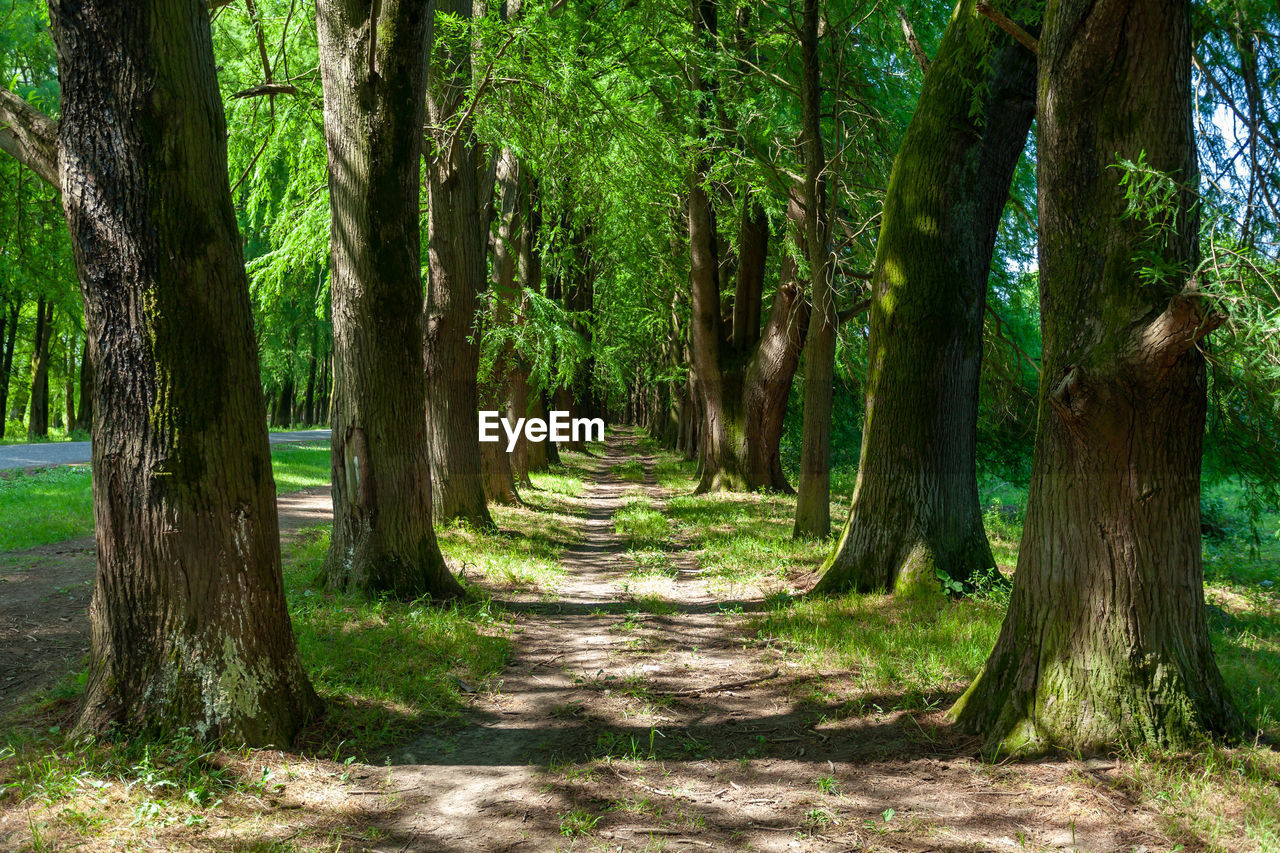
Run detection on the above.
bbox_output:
[0,487,333,714]
[358,433,1161,852]
[0,435,1170,850]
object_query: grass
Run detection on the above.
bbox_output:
[609,459,646,482]
[0,441,332,552]
[613,495,669,549]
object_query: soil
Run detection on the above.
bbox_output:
[0,438,1179,851]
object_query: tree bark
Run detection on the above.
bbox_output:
[49,0,319,744]
[63,334,76,431]
[792,0,835,539]
[813,0,1036,592]
[74,338,92,432]
[485,146,525,500]
[25,295,52,435]
[316,0,463,598]
[302,324,317,425]
[26,297,53,439]
[949,0,1241,754]
[424,0,494,529]
[0,297,18,438]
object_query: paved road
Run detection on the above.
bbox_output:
[0,429,330,471]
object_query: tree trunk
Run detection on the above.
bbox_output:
[949,0,1241,754]
[485,146,525,500]
[273,375,294,428]
[0,298,17,438]
[792,0,835,539]
[27,296,52,439]
[813,0,1036,592]
[525,389,549,472]
[75,338,92,432]
[302,324,317,426]
[424,0,494,529]
[316,0,462,599]
[50,0,319,743]
[64,335,76,431]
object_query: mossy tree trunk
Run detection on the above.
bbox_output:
[949,0,1241,754]
[813,0,1036,592]
[425,0,495,529]
[317,0,463,598]
[49,0,319,743]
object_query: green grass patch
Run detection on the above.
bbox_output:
[664,490,822,595]
[0,442,333,552]
[609,460,646,482]
[613,495,669,549]
[755,592,1005,704]
[269,441,332,493]
[284,527,512,754]
[0,466,94,551]
[529,467,586,498]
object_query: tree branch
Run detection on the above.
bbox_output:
[975,3,1039,53]
[837,298,871,325]
[0,87,59,189]
[896,7,931,73]
[232,83,301,98]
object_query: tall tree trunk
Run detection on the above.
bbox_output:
[949,0,1241,754]
[50,0,319,743]
[424,0,494,529]
[302,323,317,425]
[27,296,52,439]
[484,147,525,500]
[0,297,16,438]
[0,299,10,440]
[792,0,835,538]
[316,0,462,598]
[273,376,294,428]
[525,388,549,472]
[813,0,1036,592]
[686,0,743,492]
[64,334,76,431]
[75,338,92,432]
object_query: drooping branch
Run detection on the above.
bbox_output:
[0,87,59,189]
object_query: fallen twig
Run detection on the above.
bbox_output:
[666,668,781,697]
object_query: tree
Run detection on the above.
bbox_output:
[812,0,1037,590]
[950,0,1242,753]
[316,0,464,598]
[425,0,496,529]
[25,294,52,438]
[791,0,836,537]
[30,0,318,743]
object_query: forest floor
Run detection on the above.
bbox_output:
[0,430,1276,851]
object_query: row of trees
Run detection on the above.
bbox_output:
[0,0,1274,756]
